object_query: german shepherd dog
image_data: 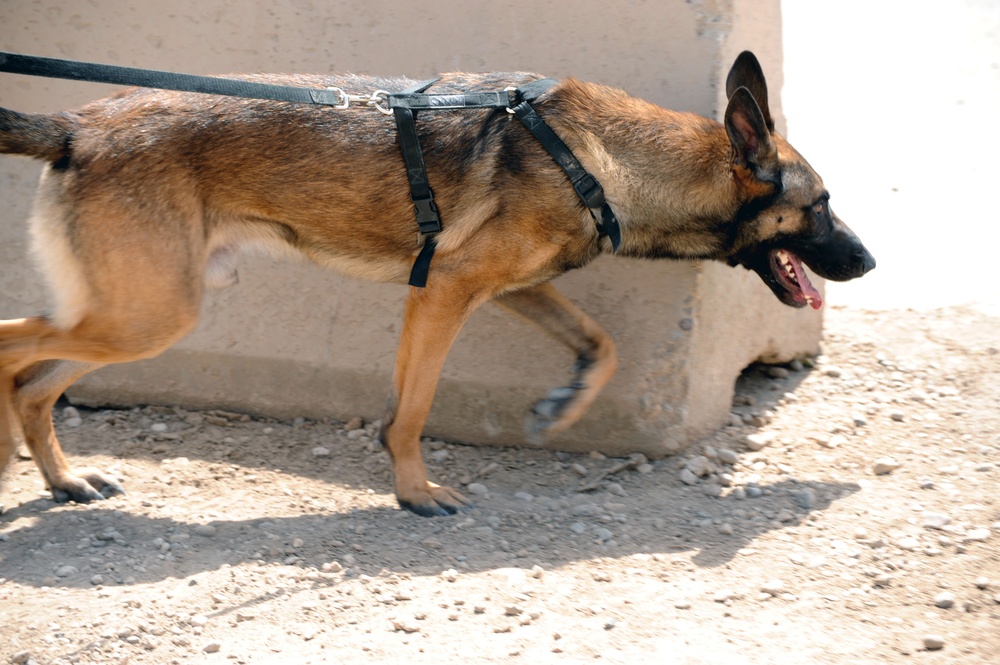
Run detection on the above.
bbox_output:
[0,52,874,516]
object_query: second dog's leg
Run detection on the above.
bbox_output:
[383,284,484,517]
[493,282,618,442]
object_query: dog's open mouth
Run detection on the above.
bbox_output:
[771,249,823,310]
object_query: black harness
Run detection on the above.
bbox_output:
[0,51,622,287]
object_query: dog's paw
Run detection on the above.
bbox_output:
[51,468,125,503]
[397,482,472,518]
[524,383,586,444]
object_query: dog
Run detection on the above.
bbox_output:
[0,51,874,516]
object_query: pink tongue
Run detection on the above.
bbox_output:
[788,253,823,310]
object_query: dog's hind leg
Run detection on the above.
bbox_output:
[12,360,123,502]
[382,283,487,517]
[493,282,618,443]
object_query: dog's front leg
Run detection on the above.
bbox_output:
[382,283,482,517]
[493,282,618,443]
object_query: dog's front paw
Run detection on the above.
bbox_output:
[50,468,125,503]
[396,481,471,518]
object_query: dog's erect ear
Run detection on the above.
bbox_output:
[725,86,777,173]
[726,51,773,132]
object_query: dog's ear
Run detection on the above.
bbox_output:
[726,51,773,132]
[725,86,778,177]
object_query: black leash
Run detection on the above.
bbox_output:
[0,51,622,287]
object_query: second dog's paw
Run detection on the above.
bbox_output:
[524,383,586,444]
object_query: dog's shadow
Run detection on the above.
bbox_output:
[0,475,859,587]
[0,361,846,586]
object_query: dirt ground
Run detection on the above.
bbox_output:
[0,304,998,664]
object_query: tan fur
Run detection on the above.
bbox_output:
[0,53,873,515]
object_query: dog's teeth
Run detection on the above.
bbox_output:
[777,251,790,265]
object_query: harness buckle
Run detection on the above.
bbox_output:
[412,196,442,235]
[573,174,606,209]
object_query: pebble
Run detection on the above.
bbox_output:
[745,432,774,451]
[571,463,588,476]
[345,416,364,431]
[731,487,747,500]
[717,449,739,465]
[679,468,699,486]
[713,589,736,603]
[151,422,169,432]
[923,513,950,529]
[312,446,331,457]
[761,580,784,596]
[873,458,900,475]
[974,577,991,590]
[674,600,692,609]
[194,524,218,537]
[11,652,33,665]
[767,366,789,379]
[746,486,763,499]
[514,491,534,501]
[922,634,945,651]
[55,565,78,578]
[963,528,991,543]
[467,483,489,496]
[686,456,711,477]
[793,488,816,510]
[933,591,955,609]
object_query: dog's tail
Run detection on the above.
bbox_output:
[0,107,74,162]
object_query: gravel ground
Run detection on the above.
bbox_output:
[1,304,998,664]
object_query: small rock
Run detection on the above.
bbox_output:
[571,463,588,477]
[918,477,935,490]
[467,482,489,496]
[312,446,331,457]
[761,580,784,596]
[55,565,78,578]
[679,468,699,486]
[11,651,33,665]
[789,359,805,372]
[745,432,774,451]
[767,366,789,379]
[345,416,364,431]
[873,458,900,475]
[717,449,739,465]
[685,456,712,477]
[713,589,736,603]
[594,528,614,542]
[793,488,816,510]
[974,577,991,590]
[504,605,524,616]
[922,634,945,651]
[673,600,692,609]
[933,591,955,609]
[889,412,905,422]
[569,522,588,535]
[203,641,221,653]
[731,487,747,500]
[514,491,534,501]
[718,523,734,535]
[90,574,104,585]
[963,528,991,543]
[923,513,950,529]
[193,524,217,537]
[746,485,763,499]
[637,463,654,474]
[321,561,344,573]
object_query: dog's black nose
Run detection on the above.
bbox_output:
[858,247,876,275]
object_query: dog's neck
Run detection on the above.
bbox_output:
[546,79,745,261]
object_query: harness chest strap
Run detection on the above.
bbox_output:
[389,79,622,287]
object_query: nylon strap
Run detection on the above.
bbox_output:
[391,79,443,288]
[0,51,344,105]
[511,97,622,251]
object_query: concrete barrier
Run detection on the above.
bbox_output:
[0,0,821,457]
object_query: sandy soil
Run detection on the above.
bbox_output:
[1,304,998,664]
